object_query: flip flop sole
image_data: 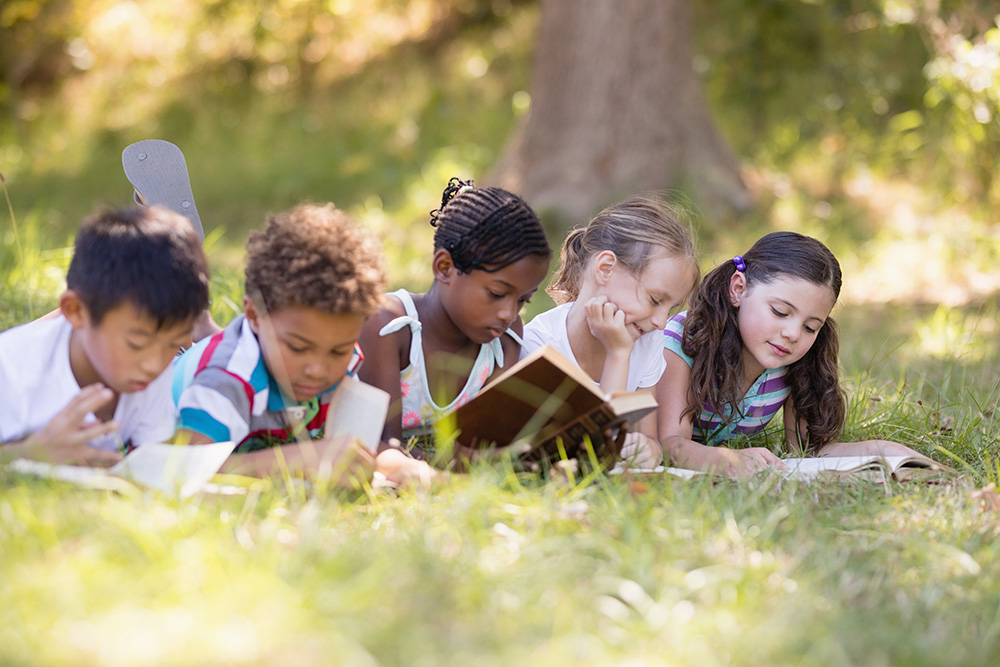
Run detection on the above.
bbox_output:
[122,139,204,241]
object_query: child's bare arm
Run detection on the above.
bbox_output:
[357,308,406,444]
[176,427,375,484]
[2,384,123,467]
[584,296,633,394]
[656,350,780,476]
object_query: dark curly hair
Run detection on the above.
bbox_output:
[681,231,846,451]
[244,203,385,316]
[429,177,550,272]
[66,206,209,328]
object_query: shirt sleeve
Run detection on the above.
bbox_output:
[176,366,254,445]
[663,313,693,367]
[519,317,548,360]
[634,333,668,389]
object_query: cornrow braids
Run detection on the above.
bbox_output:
[429,177,550,273]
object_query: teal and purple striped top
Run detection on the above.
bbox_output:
[663,312,790,446]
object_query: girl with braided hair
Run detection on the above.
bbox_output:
[659,231,927,476]
[358,178,551,456]
[522,195,699,468]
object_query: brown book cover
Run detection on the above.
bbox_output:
[450,345,657,459]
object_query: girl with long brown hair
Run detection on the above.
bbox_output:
[658,231,925,476]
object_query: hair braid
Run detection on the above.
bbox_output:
[429,177,550,273]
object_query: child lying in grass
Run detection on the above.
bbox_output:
[172,203,432,486]
[0,206,209,466]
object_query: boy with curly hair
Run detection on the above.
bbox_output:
[173,203,428,485]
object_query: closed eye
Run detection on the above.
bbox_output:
[770,307,787,318]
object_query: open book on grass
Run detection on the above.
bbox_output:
[780,454,955,483]
[8,441,238,498]
[450,345,657,460]
[611,453,955,483]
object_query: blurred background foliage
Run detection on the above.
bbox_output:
[0,0,998,307]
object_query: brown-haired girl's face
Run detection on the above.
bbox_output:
[731,275,837,380]
[443,254,550,345]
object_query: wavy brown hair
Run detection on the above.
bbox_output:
[681,232,846,451]
[546,195,699,305]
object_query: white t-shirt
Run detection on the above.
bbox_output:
[0,316,176,450]
[521,302,667,392]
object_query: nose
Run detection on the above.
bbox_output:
[303,357,328,380]
[782,323,801,343]
[497,297,518,327]
[650,304,670,330]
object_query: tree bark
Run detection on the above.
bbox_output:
[492,0,751,227]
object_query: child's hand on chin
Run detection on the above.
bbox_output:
[22,384,123,467]
[584,296,633,354]
[619,432,662,469]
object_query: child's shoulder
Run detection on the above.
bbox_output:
[361,290,416,335]
[0,315,70,367]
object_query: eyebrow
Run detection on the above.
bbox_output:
[283,332,355,350]
[774,298,826,323]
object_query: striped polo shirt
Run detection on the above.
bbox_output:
[173,315,361,452]
[663,311,790,446]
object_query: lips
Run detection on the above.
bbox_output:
[768,342,790,357]
[129,380,150,392]
[293,384,324,398]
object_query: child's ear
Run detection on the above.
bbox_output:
[59,290,89,329]
[432,249,457,284]
[729,271,747,307]
[243,295,261,333]
[593,250,618,286]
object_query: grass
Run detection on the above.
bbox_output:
[4,217,1000,664]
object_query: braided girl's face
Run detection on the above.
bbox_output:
[441,253,550,345]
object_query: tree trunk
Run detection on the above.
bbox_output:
[492,0,751,227]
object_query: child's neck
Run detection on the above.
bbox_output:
[739,345,766,395]
[416,285,477,354]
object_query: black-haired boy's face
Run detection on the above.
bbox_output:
[64,295,194,395]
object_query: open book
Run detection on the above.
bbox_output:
[780,454,955,483]
[611,454,955,483]
[8,441,238,498]
[450,345,657,460]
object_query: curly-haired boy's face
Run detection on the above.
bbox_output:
[437,252,550,345]
[245,299,365,403]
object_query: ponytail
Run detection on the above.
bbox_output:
[546,228,588,305]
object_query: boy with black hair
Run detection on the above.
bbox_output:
[0,206,210,465]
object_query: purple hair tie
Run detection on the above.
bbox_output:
[733,255,746,272]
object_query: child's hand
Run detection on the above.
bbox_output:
[20,384,123,467]
[584,296,634,354]
[299,435,376,486]
[709,446,783,477]
[375,448,439,488]
[619,432,663,468]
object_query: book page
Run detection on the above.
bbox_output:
[7,459,134,493]
[324,379,390,453]
[111,441,237,499]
